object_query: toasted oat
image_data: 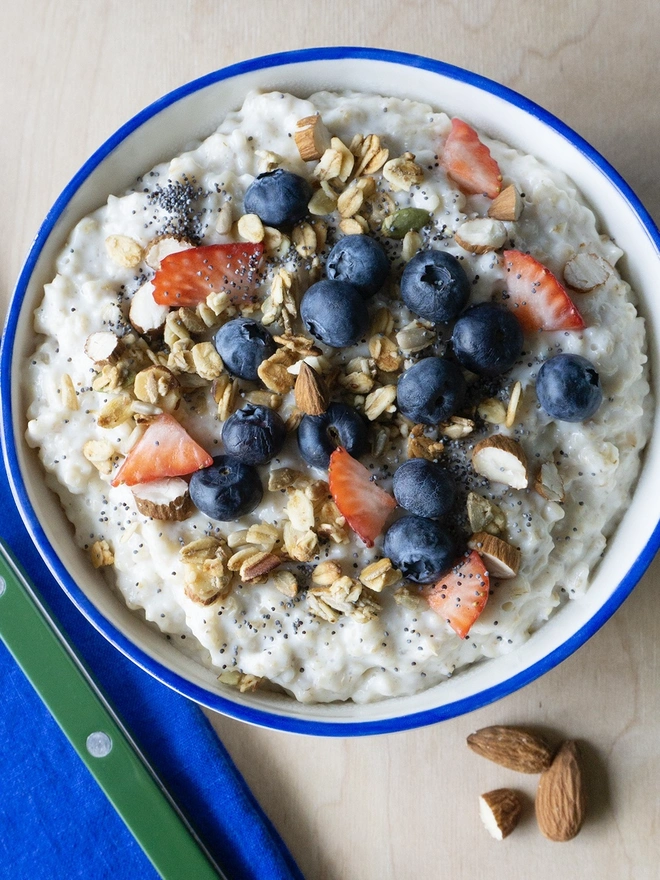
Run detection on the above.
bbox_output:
[337,183,364,218]
[393,585,423,611]
[306,593,341,623]
[97,393,134,430]
[308,576,380,623]
[315,499,349,544]
[190,342,224,381]
[312,560,343,586]
[245,523,281,551]
[358,557,402,592]
[353,134,389,177]
[90,540,114,568]
[105,234,143,268]
[382,153,424,191]
[283,522,319,562]
[396,320,436,353]
[237,213,265,243]
[133,366,180,409]
[271,569,299,598]
[339,216,368,235]
[83,439,116,475]
[330,137,355,182]
[268,467,304,491]
[370,307,395,337]
[308,186,337,216]
[314,147,344,181]
[287,489,315,531]
[164,311,191,349]
[227,529,249,549]
[255,149,282,173]
[292,222,318,258]
[440,416,475,439]
[364,385,397,421]
[205,290,233,319]
[369,335,402,372]
[211,373,239,421]
[258,347,297,394]
[284,407,304,433]
[407,424,444,461]
[339,371,375,394]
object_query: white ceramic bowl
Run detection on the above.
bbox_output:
[3,48,660,736]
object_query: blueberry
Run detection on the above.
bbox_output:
[213,317,275,381]
[400,249,470,323]
[243,168,312,228]
[452,302,523,377]
[189,455,263,520]
[397,357,466,425]
[300,279,369,347]
[536,353,603,422]
[221,404,286,465]
[383,515,454,584]
[392,459,455,519]
[297,402,369,469]
[325,235,390,298]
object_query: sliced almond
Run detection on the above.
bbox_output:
[131,477,193,521]
[105,234,143,268]
[454,218,507,254]
[563,252,611,291]
[294,362,329,416]
[479,789,522,840]
[129,281,169,336]
[467,725,554,773]
[488,184,523,221]
[505,380,522,428]
[468,531,520,578]
[534,461,565,503]
[472,434,528,489]
[144,235,193,270]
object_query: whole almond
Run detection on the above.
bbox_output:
[535,740,586,841]
[467,725,554,773]
[295,361,329,416]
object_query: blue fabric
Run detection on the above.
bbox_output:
[0,464,304,880]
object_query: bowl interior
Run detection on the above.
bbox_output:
[4,49,660,734]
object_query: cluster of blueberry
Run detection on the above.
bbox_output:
[190,166,602,584]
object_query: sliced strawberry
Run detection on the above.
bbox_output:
[151,242,264,307]
[112,413,212,487]
[328,447,397,548]
[441,118,502,199]
[502,249,585,332]
[422,550,490,639]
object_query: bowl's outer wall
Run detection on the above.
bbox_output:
[3,48,660,735]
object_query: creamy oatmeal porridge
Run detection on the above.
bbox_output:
[25,89,651,703]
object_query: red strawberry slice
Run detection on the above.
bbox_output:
[152,242,264,307]
[502,249,585,332]
[328,447,397,548]
[441,118,502,199]
[112,413,212,487]
[422,550,490,639]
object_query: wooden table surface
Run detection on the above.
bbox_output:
[2,2,659,878]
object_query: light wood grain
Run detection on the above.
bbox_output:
[2,2,659,878]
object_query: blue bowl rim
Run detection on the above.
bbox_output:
[3,45,660,736]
